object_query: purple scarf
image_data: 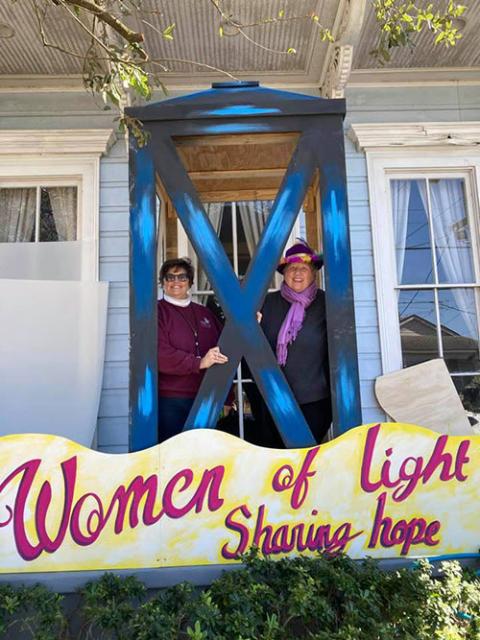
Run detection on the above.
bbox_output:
[276,281,317,366]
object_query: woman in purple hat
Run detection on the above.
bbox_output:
[259,241,331,446]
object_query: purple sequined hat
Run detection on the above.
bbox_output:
[277,241,323,274]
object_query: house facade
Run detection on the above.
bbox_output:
[1,0,479,451]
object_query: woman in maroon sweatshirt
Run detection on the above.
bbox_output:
[157,257,229,442]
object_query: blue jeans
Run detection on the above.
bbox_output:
[158,396,194,443]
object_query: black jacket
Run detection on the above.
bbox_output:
[261,290,330,404]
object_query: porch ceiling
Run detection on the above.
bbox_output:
[354,0,480,70]
[0,0,336,85]
[0,0,479,90]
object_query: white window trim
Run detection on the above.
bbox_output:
[349,122,480,374]
[0,129,115,281]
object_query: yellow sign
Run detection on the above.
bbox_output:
[0,423,478,573]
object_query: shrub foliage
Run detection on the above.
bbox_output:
[0,552,479,639]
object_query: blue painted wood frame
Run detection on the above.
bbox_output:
[127,86,362,451]
[148,128,317,448]
[311,118,362,433]
[128,136,158,451]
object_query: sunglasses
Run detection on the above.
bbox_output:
[164,273,189,282]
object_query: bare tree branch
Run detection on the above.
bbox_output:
[150,57,237,79]
[59,0,144,43]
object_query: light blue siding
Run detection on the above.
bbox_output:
[98,139,130,452]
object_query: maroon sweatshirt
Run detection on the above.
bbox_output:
[157,298,224,398]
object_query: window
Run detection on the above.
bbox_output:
[0,129,114,281]
[0,185,78,243]
[350,122,480,421]
[392,176,480,406]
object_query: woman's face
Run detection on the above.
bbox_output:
[283,263,316,293]
[163,266,190,299]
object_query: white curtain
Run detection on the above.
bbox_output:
[239,200,282,287]
[48,187,77,241]
[0,188,36,242]
[238,200,271,257]
[391,180,412,284]
[429,179,477,338]
[198,202,224,303]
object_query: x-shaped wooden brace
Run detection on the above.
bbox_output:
[149,128,318,448]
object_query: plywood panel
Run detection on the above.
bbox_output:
[172,132,300,198]
[193,176,282,193]
[0,279,108,447]
[375,359,474,436]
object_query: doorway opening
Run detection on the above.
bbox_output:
[156,132,324,443]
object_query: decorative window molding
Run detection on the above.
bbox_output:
[0,129,115,155]
[348,67,480,88]
[350,122,480,375]
[349,122,480,151]
[0,129,115,280]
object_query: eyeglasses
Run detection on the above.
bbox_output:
[164,273,189,282]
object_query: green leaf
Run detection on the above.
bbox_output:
[162,23,175,40]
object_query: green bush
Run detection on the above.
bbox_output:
[0,583,66,639]
[1,552,479,639]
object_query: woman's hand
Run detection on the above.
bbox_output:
[199,346,228,369]
[223,401,237,416]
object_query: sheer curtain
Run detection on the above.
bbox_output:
[429,179,477,337]
[197,202,224,303]
[48,187,77,241]
[238,200,282,287]
[238,200,271,257]
[0,188,36,242]
[391,180,412,284]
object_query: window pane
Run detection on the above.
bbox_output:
[0,188,36,242]
[452,376,480,427]
[391,179,433,285]
[429,179,474,284]
[398,289,438,367]
[438,288,480,372]
[40,187,77,242]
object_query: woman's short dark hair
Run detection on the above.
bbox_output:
[159,257,195,286]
